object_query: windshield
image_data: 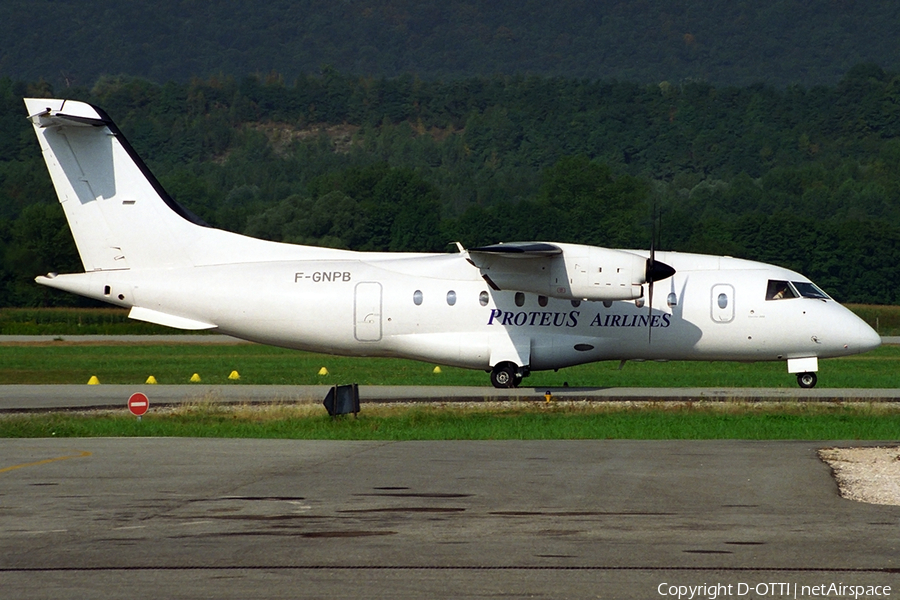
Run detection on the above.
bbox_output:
[792,281,830,300]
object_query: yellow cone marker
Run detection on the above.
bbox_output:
[87,375,100,385]
[318,367,329,376]
[146,375,158,384]
[190,373,202,383]
[228,370,240,380]
[433,366,442,374]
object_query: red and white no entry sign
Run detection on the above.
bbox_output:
[127,392,150,416]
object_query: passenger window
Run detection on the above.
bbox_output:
[479,291,489,306]
[515,292,525,307]
[538,295,548,307]
[717,293,728,309]
[413,290,423,305]
[447,290,457,306]
[766,280,796,301]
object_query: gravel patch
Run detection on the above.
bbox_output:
[819,446,900,506]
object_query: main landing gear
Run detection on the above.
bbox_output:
[796,372,818,389]
[490,362,528,389]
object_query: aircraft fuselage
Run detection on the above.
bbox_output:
[41,249,879,375]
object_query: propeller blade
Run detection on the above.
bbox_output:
[645,258,675,343]
[648,205,657,344]
[646,201,675,343]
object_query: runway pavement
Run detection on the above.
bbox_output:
[1,384,900,412]
[1,438,898,599]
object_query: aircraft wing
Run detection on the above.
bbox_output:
[466,241,670,302]
[468,242,563,258]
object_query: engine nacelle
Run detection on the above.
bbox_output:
[469,242,651,301]
[553,244,648,300]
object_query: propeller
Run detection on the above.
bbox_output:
[645,204,675,342]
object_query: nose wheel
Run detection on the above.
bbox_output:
[797,372,817,388]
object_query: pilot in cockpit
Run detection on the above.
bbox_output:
[766,280,794,300]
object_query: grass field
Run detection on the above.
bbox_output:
[2,401,899,440]
[0,341,897,387]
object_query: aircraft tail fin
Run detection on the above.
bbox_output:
[25,98,213,272]
[26,98,358,273]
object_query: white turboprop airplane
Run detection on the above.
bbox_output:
[24,98,881,388]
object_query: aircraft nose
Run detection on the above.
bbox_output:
[842,311,881,354]
[856,319,882,353]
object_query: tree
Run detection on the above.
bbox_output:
[534,155,647,247]
[1,203,82,306]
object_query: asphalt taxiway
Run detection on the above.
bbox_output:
[1,438,898,599]
[2,384,900,412]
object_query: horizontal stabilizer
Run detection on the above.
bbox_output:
[28,107,109,128]
[128,306,217,331]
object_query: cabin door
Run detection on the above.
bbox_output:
[354,282,383,341]
[711,284,735,323]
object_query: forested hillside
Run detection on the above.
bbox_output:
[2,67,900,306]
[2,1,900,88]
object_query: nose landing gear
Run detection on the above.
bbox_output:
[797,372,817,388]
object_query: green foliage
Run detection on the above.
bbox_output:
[0,308,184,335]
[533,156,647,247]
[0,202,83,306]
[4,2,900,88]
[6,71,900,304]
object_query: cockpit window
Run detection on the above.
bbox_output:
[766,279,831,301]
[766,280,796,300]
[792,281,830,300]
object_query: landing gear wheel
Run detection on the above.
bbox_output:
[797,372,817,389]
[490,363,519,389]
